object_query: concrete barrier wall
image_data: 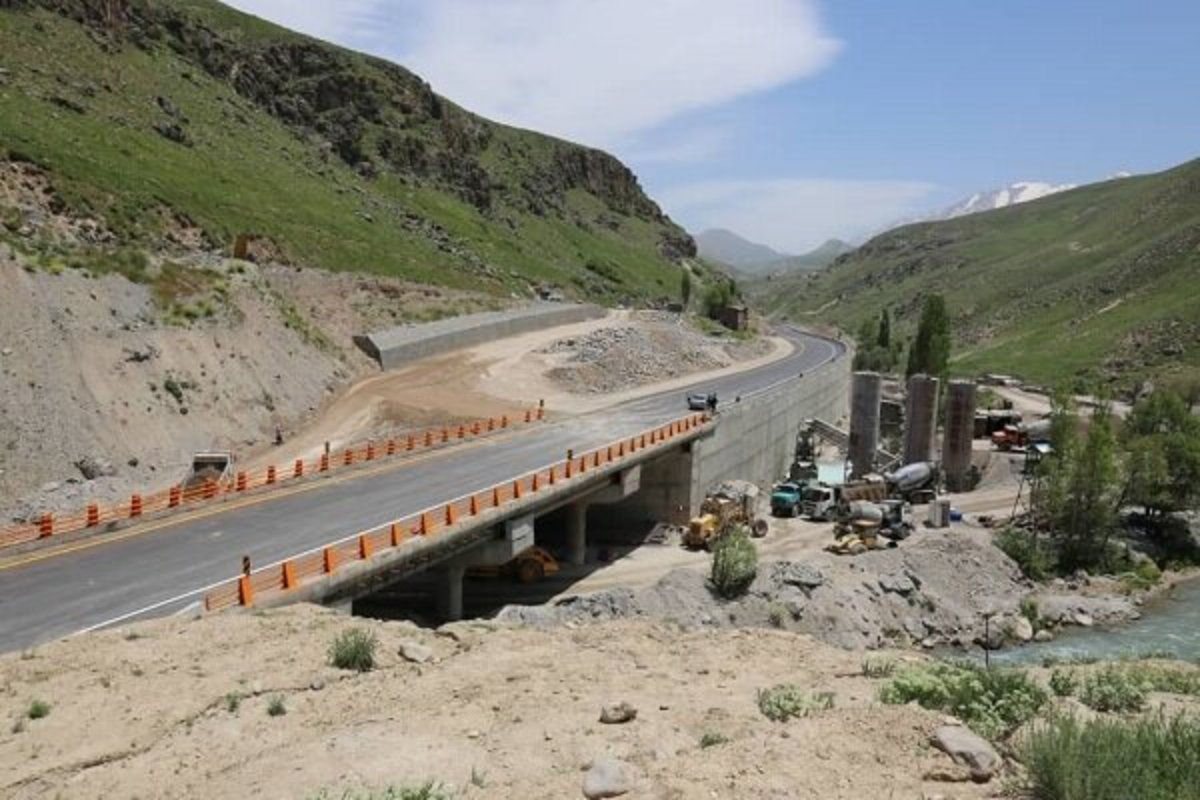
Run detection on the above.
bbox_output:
[693,344,851,501]
[355,303,606,370]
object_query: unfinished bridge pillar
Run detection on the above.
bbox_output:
[942,380,978,492]
[848,371,882,479]
[903,374,940,465]
[565,501,588,566]
[435,563,465,622]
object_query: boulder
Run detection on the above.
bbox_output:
[1034,629,1054,643]
[879,573,916,595]
[75,456,117,480]
[599,702,637,724]
[1009,615,1034,643]
[931,725,1001,782]
[398,641,433,664]
[583,757,635,798]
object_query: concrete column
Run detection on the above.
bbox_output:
[436,563,465,622]
[566,502,587,566]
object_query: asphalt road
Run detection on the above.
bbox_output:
[0,328,844,652]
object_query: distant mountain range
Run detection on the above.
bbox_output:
[695,229,853,274]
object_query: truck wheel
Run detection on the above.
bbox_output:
[517,559,544,583]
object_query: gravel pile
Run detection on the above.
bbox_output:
[540,320,770,395]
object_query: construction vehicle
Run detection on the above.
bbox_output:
[884,462,939,505]
[828,499,913,555]
[685,482,768,550]
[991,419,1052,451]
[802,478,887,521]
[185,450,234,488]
[466,546,560,583]
[770,481,807,517]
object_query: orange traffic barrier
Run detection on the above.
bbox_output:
[492,486,503,507]
[420,512,433,536]
[283,561,298,590]
[472,421,481,435]
[323,547,337,574]
[390,522,405,547]
[441,428,450,443]
[294,459,304,478]
[343,450,354,467]
[445,504,457,526]
[593,452,601,468]
[319,453,330,473]
[502,415,509,428]
[38,513,53,539]
[169,485,182,508]
[470,495,480,516]
[130,494,143,518]
[359,534,373,560]
[532,472,541,492]
[238,575,254,607]
[236,472,248,492]
[548,466,557,486]
[525,409,532,423]
[488,418,496,432]
[86,504,100,528]
[566,459,574,479]
[366,443,376,461]
[513,479,524,499]
[266,465,277,485]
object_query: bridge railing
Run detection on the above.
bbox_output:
[203,411,712,612]
[0,405,546,552]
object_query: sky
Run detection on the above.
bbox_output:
[225,0,1200,254]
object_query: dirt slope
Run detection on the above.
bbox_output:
[0,604,992,799]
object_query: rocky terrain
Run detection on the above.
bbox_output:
[502,528,1141,652]
[0,604,998,800]
[539,313,773,395]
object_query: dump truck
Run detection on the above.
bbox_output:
[802,478,887,521]
[685,482,768,549]
[185,450,234,488]
[885,462,939,505]
[991,419,1052,451]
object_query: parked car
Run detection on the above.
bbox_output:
[687,392,710,411]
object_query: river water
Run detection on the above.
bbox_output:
[967,579,1200,666]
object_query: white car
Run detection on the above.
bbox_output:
[687,392,711,411]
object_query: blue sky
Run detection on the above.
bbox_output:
[227,0,1200,253]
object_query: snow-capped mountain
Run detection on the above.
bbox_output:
[937,181,1076,219]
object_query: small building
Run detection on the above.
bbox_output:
[718,304,749,331]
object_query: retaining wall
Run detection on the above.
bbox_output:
[355,303,606,370]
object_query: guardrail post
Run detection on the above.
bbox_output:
[420,512,433,536]
[130,494,143,518]
[169,485,182,508]
[445,504,457,526]
[359,534,373,560]
[323,547,337,574]
[391,522,404,547]
[548,466,557,486]
[38,513,53,539]
[266,465,277,485]
[593,452,601,468]
[492,486,502,507]
[513,479,523,500]
[86,504,100,527]
[469,495,480,516]
[238,575,254,607]
[566,459,574,479]
[282,561,298,590]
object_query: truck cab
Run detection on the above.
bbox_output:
[803,484,837,521]
[770,482,806,517]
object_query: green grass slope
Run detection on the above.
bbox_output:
[755,161,1200,391]
[0,0,694,303]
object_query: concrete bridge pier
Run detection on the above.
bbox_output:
[565,502,587,566]
[435,563,466,622]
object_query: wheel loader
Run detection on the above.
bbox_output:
[684,485,768,550]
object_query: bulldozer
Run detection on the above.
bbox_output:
[684,483,768,550]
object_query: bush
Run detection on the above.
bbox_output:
[756,684,834,721]
[699,731,729,748]
[1120,559,1163,593]
[225,693,241,713]
[1022,714,1200,800]
[1049,669,1078,698]
[267,695,287,717]
[1079,668,1146,712]
[879,663,1047,740]
[27,700,50,720]
[328,628,379,673]
[862,656,898,679]
[709,527,757,599]
[1020,597,1042,630]
[996,528,1056,580]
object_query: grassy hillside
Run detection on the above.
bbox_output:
[754,161,1200,392]
[0,0,694,303]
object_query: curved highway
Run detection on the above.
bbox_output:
[0,327,845,651]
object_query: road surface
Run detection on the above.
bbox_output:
[0,328,844,652]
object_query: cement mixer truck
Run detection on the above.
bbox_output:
[884,462,939,505]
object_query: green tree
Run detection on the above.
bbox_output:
[1054,402,1120,572]
[1122,389,1200,515]
[905,295,951,378]
[877,308,891,350]
[680,269,692,308]
[702,280,733,319]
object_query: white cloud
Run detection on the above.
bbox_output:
[224,0,390,45]
[622,126,736,165]
[399,0,839,147]
[657,178,939,253]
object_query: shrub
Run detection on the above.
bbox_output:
[862,656,898,679]
[1022,714,1200,800]
[996,528,1056,580]
[225,693,241,713]
[1020,597,1042,630]
[1079,668,1146,712]
[328,628,379,673]
[756,684,834,722]
[1049,669,1078,698]
[1133,665,1200,696]
[767,604,786,628]
[879,663,1047,740]
[27,700,50,720]
[1120,559,1163,593]
[699,731,729,748]
[267,695,287,717]
[307,784,451,800]
[709,527,757,599]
